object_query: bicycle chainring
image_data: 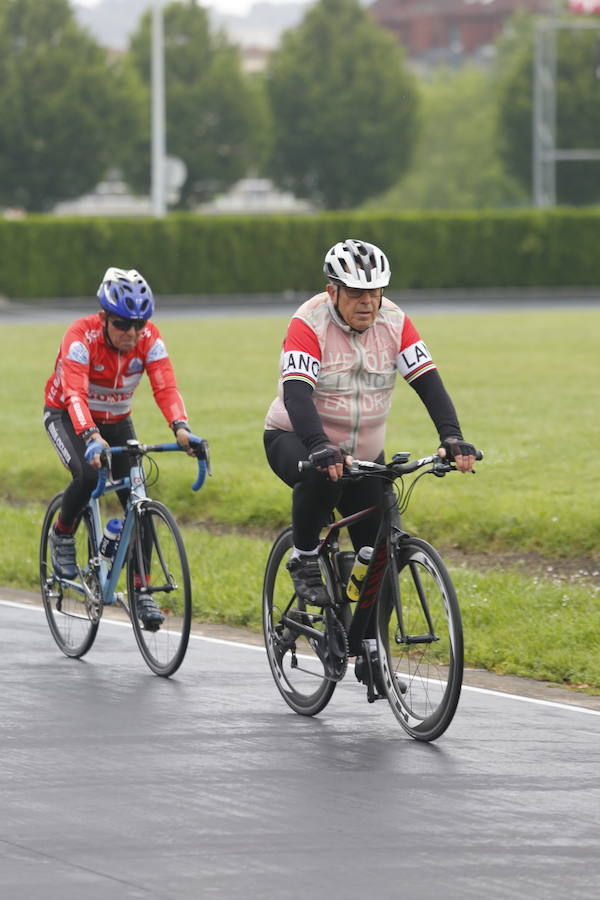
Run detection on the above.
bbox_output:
[83,568,103,624]
[323,609,349,682]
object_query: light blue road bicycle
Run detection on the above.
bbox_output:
[40,438,209,676]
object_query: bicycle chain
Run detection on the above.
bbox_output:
[83,565,103,624]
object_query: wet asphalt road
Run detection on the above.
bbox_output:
[1,289,599,324]
[2,292,600,897]
[1,597,599,900]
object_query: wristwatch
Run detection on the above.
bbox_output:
[80,427,99,444]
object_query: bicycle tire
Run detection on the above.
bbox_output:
[376,537,463,742]
[262,526,337,716]
[39,492,100,659]
[127,500,191,676]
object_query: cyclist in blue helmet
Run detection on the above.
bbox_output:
[43,267,206,628]
[98,266,155,321]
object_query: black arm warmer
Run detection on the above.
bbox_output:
[410,369,463,441]
[283,380,330,453]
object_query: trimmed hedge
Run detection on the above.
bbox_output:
[1,208,600,298]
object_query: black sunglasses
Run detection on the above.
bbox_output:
[109,317,145,332]
[343,287,383,300]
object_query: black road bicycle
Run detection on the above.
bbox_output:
[40,438,209,676]
[262,449,482,742]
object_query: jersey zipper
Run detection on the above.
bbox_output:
[348,332,363,455]
[108,351,123,422]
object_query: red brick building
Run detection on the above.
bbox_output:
[369,0,551,65]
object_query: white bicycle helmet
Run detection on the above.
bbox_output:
[323,239,391,289]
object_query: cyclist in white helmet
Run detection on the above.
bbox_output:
[264,238,476,607]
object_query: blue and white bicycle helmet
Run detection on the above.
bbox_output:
[97,267,154,320]
[323,239,391,289]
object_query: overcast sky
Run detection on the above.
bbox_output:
[76,0,302,17]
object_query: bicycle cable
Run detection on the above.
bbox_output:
[396,469,430,516]
[142,453,160,490]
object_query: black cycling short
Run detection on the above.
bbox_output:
[264,429,387,553]
[43,407,136,527]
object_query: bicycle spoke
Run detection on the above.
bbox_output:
[40,495,100,659]
[377,539,463,741]
[128,501,191,676]
[263,527,338,715]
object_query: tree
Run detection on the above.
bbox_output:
[0,0,143,211]
[125,1,271,207]
[265,0,419,210]
[365,66,527,211]
[496,12,600,205]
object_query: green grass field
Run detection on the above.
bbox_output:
[1,307,599,689]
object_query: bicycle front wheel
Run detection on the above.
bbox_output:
[40,493,100,659]
[262,527,337,716]
[376,537,463,742]
[127,500,192,677]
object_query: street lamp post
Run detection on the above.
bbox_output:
[151,0,166,218]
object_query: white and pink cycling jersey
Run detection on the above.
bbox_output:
[265,293,437,459]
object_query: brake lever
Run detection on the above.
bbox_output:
[431,457,453,478]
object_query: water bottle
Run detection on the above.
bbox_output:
[99,518,123,564]
[346,546,373,602]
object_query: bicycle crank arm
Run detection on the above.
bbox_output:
[281,613,326,647]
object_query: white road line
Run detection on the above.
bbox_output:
[3,597,600,717]
[459,683,600,716]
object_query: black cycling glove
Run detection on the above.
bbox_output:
[440,437,476,459]
[309,442,344,469]
[171,419,191,435]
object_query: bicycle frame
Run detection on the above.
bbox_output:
[84,460,139,612]
[278,500,400,664]
[319,505,396,655]
[265,449,481,734]
[279,451,476,676]
[65,439,206,613]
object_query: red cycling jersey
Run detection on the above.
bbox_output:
[44,313,187,435]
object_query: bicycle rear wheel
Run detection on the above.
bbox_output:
[376,537,463,742]
[127,500,191,676]
[262,527,337,716]
[40,493,100,659]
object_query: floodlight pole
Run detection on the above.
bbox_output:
[533,22,556,207]
[533,15,600,207]
[151,1,166,218]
